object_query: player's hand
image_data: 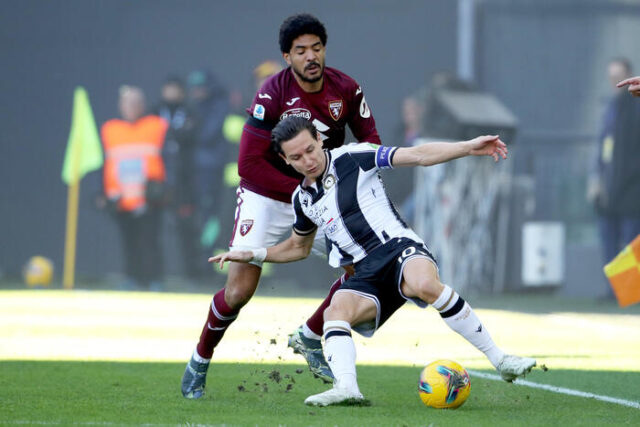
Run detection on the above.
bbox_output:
[209,251,253,269]
[467,135,508,162]
[616,76,640,97]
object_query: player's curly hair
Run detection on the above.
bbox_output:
[271,116,318,154]
[279,13,327,53]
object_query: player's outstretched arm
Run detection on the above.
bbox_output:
[209,230,316,269]
[616,76,640,97]
[391,135,508,167]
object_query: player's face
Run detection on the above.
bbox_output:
[283,34,326,85]
[279,129,326,180]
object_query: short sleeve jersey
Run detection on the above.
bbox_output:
[291,143,423,268]
[247,66,380,150]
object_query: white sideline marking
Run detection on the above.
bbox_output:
[469,370,640,409]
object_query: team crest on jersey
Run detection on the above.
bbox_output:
[239,219,254,236]
[280,108,311,121]
[328,100,343,121]
[323,174,336,190]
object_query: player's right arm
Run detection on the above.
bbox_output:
[237,121,300,194]
[238,81,301,198]
[209,230,316,268]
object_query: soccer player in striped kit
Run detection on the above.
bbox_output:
[212,117,537,406]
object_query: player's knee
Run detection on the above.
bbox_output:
[223,287,250,309]
[416,276,444,304]
[323,301,350,323]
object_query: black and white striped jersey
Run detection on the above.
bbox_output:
[292,143,424,267]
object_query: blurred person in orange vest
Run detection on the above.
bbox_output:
[101,85,169,291]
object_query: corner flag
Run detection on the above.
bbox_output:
[62,87,102,289]
[61,87,102,184]
[604,234,640,307]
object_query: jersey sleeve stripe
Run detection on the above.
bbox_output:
[246,116,275,131]
[293,226,317,236]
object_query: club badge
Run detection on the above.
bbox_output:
[328,100,343,121]
[323,174,336,190]
[239,219,254,236]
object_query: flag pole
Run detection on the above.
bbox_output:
[63,177,80,289]
[62,114,83,290]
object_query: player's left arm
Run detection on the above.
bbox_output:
[391,135,508,167]
[348,84,382,145]
[209,230,316,268]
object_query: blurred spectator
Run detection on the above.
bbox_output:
[386,95,425,226]
[153,77,203,280]
[99,86,168,291]
[588,58,640,297]
[187,70,230,253]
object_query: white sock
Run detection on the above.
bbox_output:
[193,348,211,364]
[302,323,322,340]
[433,285,505,368]
[323,320,359,393]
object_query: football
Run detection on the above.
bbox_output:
[23,256,54,288]
[418,359,471,409]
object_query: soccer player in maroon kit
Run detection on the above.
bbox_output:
[181,13,381,399]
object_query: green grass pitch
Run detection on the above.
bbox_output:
[1,290,639,425]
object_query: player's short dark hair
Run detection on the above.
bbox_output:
[271,116,317,154]
[279,13,327,53]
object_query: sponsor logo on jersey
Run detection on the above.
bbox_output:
[258,93,272,100]
[285,97,300,106]
[328,100,343,121]
[359,96,371,118]
[305,204,328,222]
[253,104,265,120]
[280,108,311,120]
[239,219,254,236]
[327,222,339,235]
[323,174,336,190]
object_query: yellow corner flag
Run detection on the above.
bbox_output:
[62,87,103,289]
[604,234,640,307]
[61,87,103,184]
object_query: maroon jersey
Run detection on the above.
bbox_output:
[238,66,381,202]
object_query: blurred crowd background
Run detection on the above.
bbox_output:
[1,0,639,299]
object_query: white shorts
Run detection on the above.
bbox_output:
[229,187,326,266]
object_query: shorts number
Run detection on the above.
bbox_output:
[397,246,417,263]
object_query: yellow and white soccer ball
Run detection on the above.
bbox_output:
[23,256,54,287]
[418,359,471,409]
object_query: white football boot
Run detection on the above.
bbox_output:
[496,354,537,382]
[304,386,365,406]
